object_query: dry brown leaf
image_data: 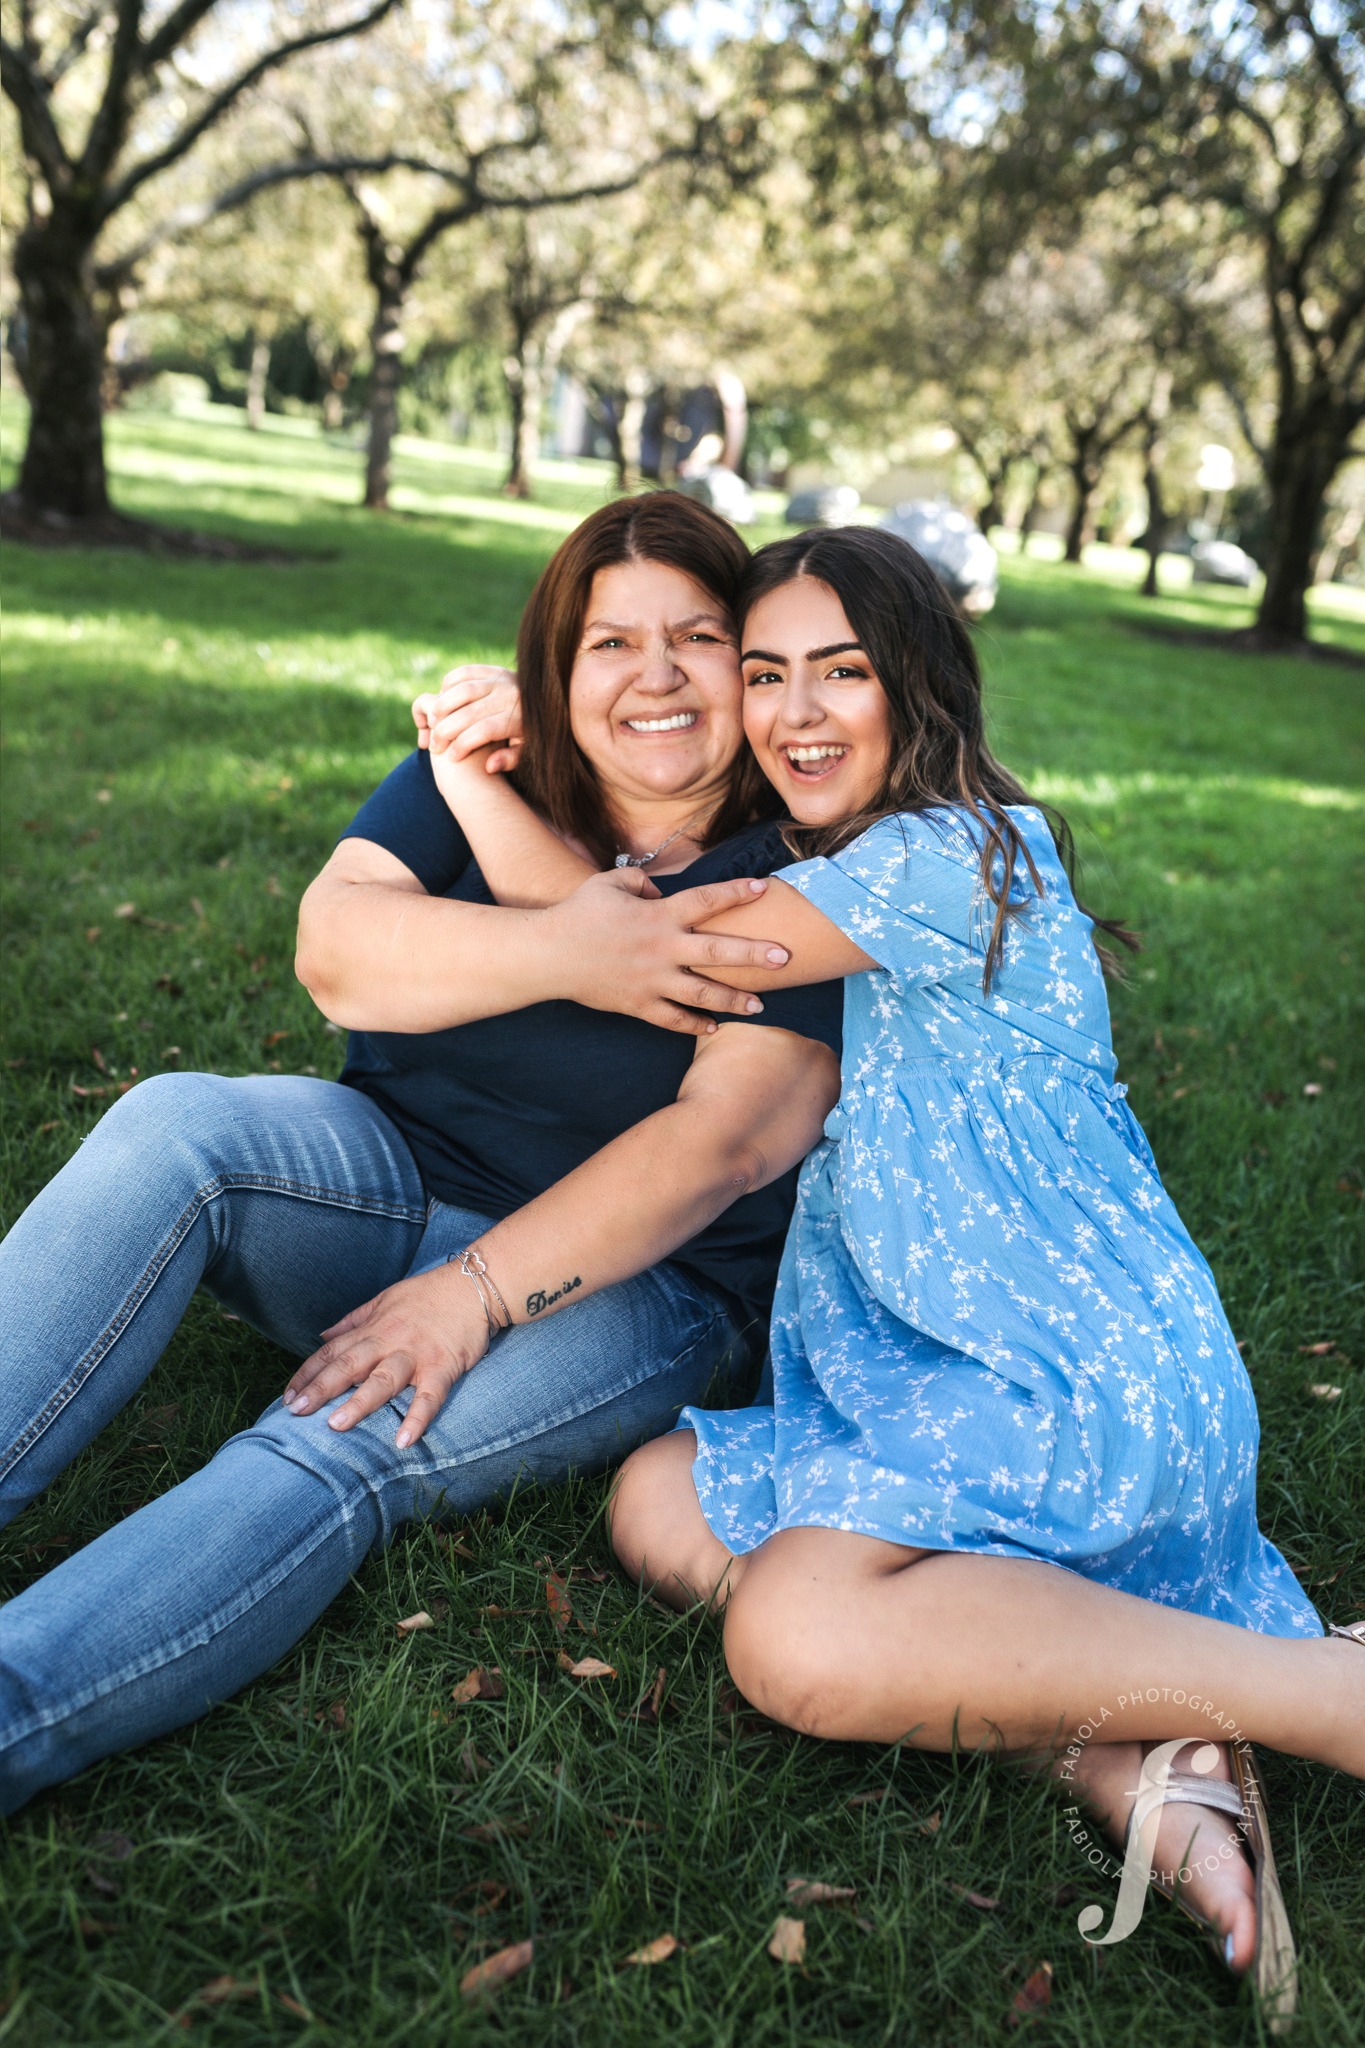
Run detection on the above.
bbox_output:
[1008,1961,1054,2025]
[545,1572,573,1634]
[114,902,137,919]
[278,1993,312,2019]
[90,1046,108,1074]
[451,1666,505,1704]
[462,1818,531,1842]
[621,1933,682,1966]
[453,1879,510,1918]
[629,1666,668,1725]
[1309,1383,1344,1401]
[459,1939,534,2001]
[437,1531,476,1559]
[396,1610,436,1635]
[1303,1082,1323,1097]
[459,1742,492,1782]
[480,1604,539,1618]
[263,1030,291,1048]
[785,1879,857,1908]
[564,1656,616,1680]
[1299,1340,1337,1356]
[767,1916,807,1966]
[919,1810,943,1835]
[950,1883,1001,1911]
[194,1976,258,2006]
[845,1787,890,1809]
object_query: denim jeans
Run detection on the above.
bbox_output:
[0,1073,747,1812]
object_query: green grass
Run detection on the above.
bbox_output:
[1,399,1363,2047]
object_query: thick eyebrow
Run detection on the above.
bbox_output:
[741,640,865,663]
[582,611,731,637]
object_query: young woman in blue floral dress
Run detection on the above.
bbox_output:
[601,527,1364,2018]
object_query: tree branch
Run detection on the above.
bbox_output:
[79,0,144,186]
[98,0,399,221]
[0,33,71,180]
[49,4,112,87]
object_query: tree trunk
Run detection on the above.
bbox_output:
[1142,437,1166,599]
[11,208,109,518]
[1253,394,1351,646]
[246,336,271,430]
[363,274,406,511]
[503,340,542,499]
[1063,462,1096,564]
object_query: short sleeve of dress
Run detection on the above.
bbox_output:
[779,809,1020,986]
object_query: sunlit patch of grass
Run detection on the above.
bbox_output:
[1,403,1362,2046]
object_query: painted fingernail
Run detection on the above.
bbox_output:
[748,878,766,892]
[746,997,763,1014]
[1223,1932,1235,1966]
[766,947,789,965]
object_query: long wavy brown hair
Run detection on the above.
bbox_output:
[739,527,1138,986]
[511,493,781,868]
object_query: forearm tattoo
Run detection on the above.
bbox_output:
[525,1276,583,1317]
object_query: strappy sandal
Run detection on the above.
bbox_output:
[1128,1741,1297,2034]
[1329,1619,1365,1648]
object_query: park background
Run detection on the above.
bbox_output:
[1,3,1363,2044]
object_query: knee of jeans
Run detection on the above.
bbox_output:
[88,1071,236,1174]
[229,1398,398,1554]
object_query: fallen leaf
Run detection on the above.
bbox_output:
[453,1879,509,1918]
[325,1699,347,1730]
[462,1818,531,1842]
[1309,1383,1344,1401]
[90,1046,108,1074]
[452,1666,505,1704]
[161,1045,181,1061]
[114,902,137,919]
[278,1993,312,2019]
[396,1610,436,1635]
[153,975,184,997]
[85,926,101,942]
[950,1883,1001,1911]
[460,1741,492,1782]
[70,1083,108,1099]
[786,1878,857,1907]
[460,1939,533,2001]
[263,1030,291,1048]
[1008,1961,1054,2025]
[37,1120,59,1133]
[545,1571,573,1634]
[919,1809,943,1835]
[562,1655,616,1679]
[1298,1341,1336,1356]
[193,1976,258,2006]
[190,897,205,919]
[1051,1882,1079,1907]
[480,1604,539,1618]
[437,1531,476,1560]
[629,1665,668,1725]
[767,1916,806,1966]
[621,1933,682,1966]
[846,1786,890,1808]
[1303,1082,1323,1097]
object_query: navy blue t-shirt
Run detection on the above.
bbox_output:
[337,750,843,1332]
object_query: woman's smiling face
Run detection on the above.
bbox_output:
[567,561,743,806]
[741,576,893,824]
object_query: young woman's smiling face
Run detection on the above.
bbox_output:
[741,576,893,823]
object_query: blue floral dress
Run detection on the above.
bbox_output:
[682,808,1320,1638]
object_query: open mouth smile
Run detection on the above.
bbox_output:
[781,742,850,779]
[622,711,700,733]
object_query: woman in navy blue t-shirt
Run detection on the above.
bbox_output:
[0,495,839,1810]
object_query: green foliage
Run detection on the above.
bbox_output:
[1,405,1362,2046]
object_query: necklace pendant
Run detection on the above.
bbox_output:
[615,852,645,869]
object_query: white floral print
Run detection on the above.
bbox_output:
[683,808,1320,1638]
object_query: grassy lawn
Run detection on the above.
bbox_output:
[1,400,1363,2048]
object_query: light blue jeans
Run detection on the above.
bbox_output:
[0,1074,748,1812]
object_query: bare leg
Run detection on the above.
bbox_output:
[610,1431,742,1611]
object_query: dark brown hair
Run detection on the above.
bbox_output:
[511,492,781,867]
[739,527,1138,986]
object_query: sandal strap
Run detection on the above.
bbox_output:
[1329,1620,1365,1647]
[1158,1772,1246,1820]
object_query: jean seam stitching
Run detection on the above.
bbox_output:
[0,1493,363,1748]
[0,1174,428,1482]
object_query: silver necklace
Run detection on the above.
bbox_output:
[613,811,708,869]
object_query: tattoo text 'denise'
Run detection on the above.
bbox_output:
[526,1277,583,1317]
